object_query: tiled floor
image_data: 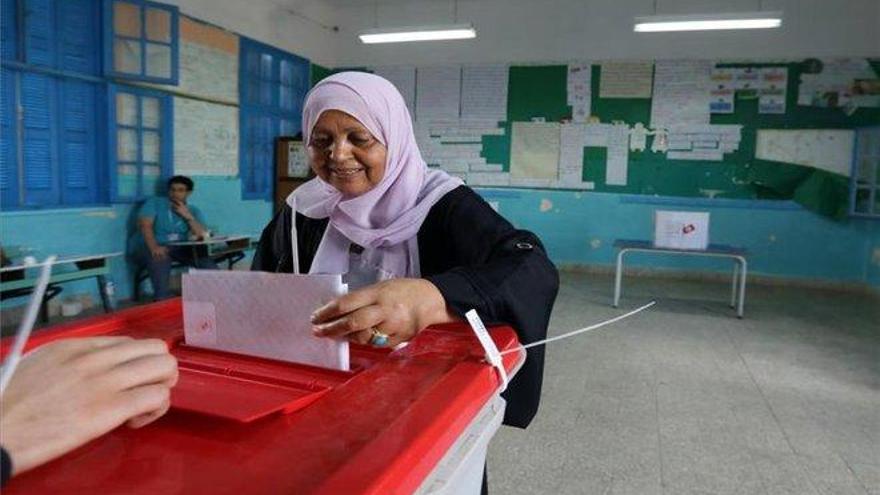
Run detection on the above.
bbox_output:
[488,271,880,495]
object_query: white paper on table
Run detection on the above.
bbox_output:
[183,270,350,371]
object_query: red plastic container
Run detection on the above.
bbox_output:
[2,299,524,494]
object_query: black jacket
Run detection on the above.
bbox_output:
[252,185,559,428]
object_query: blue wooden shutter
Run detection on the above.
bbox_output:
[20,72,59,206]
[23,0,55,67]
[1,69,19,208]
[1,0,18,62]
[59,80,98,204]
[56,0,99,75]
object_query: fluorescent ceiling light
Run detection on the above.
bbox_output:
[359,24,476,44]
[634,12,782,32]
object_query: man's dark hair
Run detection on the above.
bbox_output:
[168,175,194,191]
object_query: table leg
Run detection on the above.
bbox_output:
[97,275,111,313]
[730,261,739,308]
[613,249,625,308]
[736,258,747,319]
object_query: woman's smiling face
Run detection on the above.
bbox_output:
[308,110,387,197]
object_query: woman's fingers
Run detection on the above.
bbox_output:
[311,286,379,324]
[314,304,385,338]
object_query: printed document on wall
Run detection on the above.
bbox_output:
[510,122,560,180]
[416,66,461,121]
[600,62,653,98]
[461,65,508,122]
[651,60,712,129]
[374,66,416,117]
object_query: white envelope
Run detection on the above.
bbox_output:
[182,270,349,371]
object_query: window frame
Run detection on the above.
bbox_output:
[238,36,308,201]
[102,0,179,85]
[849,126,880,219]
[107,83,173,202]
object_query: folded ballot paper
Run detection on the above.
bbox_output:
[182,270,350,371]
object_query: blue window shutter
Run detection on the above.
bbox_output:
[56,0,99,75]
[20,72,59,206]
[59,80,97,204]
[239,38,309,201]
[1,0,18,61]
[1,69,19,208]
[23,0,56,67]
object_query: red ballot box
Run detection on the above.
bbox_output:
[2,298,524,494]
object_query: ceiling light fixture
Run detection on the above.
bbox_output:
[634,12,782,32]
[358,23,476,44]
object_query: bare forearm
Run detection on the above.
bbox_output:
[140,223,160,250]
[186,218,207,238]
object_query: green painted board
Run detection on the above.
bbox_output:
[480,60,880,216]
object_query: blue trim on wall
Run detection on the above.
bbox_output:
[617,194,804,210]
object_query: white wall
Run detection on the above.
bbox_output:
[323,0,880,67]
[164,0,879,67]
[163,0,339,66]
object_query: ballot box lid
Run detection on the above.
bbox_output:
[2,298,524,495]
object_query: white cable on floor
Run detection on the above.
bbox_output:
[498,301,656,356]
[0,255,57,395]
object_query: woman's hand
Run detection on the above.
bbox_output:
[311,278,459,347]
[0,337,179,477]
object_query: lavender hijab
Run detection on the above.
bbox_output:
[286,72,463,278]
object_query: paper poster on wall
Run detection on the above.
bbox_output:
[461,65,508,122]
[606,124,630,186]
[756,129,855,176]
[758,67,788,114]
[373,66,416,117]
[173,98,239,176]
[559,123,587,186]
[416,66,462,121]
[650,60,712,129]
[567,62,592,122]
[600,62,653,98]
[665,124,741,161]
[709,67,735,113]
[798,58,879,110]
[510,122,560,180]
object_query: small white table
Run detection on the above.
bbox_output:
[613,240,748,318]
[166,235,254,267]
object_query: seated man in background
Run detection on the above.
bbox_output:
[131,175,217,300]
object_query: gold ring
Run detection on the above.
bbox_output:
[369,327,390,347]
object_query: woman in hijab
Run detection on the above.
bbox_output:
[252,71,559,433]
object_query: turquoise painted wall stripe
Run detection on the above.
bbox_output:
[476,188,878,284]
[1,177,272,308]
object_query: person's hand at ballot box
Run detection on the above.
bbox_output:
[311,278,458,348]
[252,71,559,442]
[1,337,178,482]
